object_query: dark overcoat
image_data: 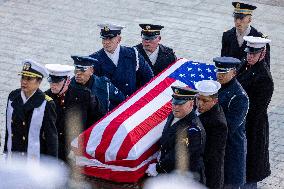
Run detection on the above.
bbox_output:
[218,78,249,185]
[221,26,270,68]
[199,104,228,189]
[156,111,206,183]
[89,46,154,97]
[4,89,58,158]
[134,43,177,76]
[45,85,103,161]
[71,75,125,114]
[237,60,274,182]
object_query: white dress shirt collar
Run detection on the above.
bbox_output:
[21,90,37,104]
[105,45,121,66]
[236,25,251,47]
[144,46,159,65]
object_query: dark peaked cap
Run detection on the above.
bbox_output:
[71,55,98,67]
[232,1,257,16]
[139,24,164,37]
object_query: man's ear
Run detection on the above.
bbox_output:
[90,67,94,74]
[213,98,218,105]
[66,78,71,85]
[248,15,252,23]
[117,35,122,44]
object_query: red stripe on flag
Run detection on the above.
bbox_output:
[94,77,176,162]
[116,101,172,160]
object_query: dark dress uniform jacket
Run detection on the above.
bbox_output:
[156,111,206,183]
[71,75,125,114]
[237,60,273,182]
[4,89,58,158]
[45,85,103,161]
[90,46,154,97]
[221,26,270,68]
[134,43,177,76]
[218,78,249,185]
[199,104,228,189]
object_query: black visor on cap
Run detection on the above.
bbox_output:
[75,65,92,72]
[48,75,67,83]
[100,30,121,39]
[245,47,264,54]
[216,67,232,73]
[172,98,189,105]
[141,34,158,40]
[233,13,248,19]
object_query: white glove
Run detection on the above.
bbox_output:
[145,163,158,177]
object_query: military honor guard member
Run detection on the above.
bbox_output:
[70,55,125,113]
[4,60,58,159]
[221,2,270,67]
[237,36,273,189]
[195,80,228,189]
[214,57,249,189]
[146,86,206,184]
[45,64,103,161]
[89,23,154,97]
[134,24,177,76]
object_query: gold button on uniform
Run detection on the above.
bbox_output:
[22,136,25,140]
[23,122,25,126]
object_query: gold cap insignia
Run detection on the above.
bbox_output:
[236,3,240,9]
[145,25,151,30]
[175,89,179,94]
[104,26,109,31]
[23,62,31,71]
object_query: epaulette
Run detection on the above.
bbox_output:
[45,94,53,101]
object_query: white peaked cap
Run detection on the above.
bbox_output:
[195,80,221,96]
[97,23,125,30]
[243,36,271,49]
[45,64,75,77]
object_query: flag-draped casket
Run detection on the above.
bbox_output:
[71,58,217,183]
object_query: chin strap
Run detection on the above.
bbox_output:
[57,77,68,96]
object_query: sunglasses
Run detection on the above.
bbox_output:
[75,66,92,72]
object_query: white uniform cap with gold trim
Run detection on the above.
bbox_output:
[195,80,221,96]
[19,59,48,78]
[97,23,125,38]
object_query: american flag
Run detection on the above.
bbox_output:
[71,58,216,182]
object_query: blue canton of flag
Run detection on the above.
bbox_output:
[169,61,217,89]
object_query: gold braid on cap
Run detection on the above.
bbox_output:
[19,71,42,78]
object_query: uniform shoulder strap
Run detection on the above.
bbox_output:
[45,94,53,101]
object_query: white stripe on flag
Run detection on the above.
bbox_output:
[127,80,187,159]
[76,152,159,172]
[128,119,166,159]
[105,80,187,161]
[86,58,188,157]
